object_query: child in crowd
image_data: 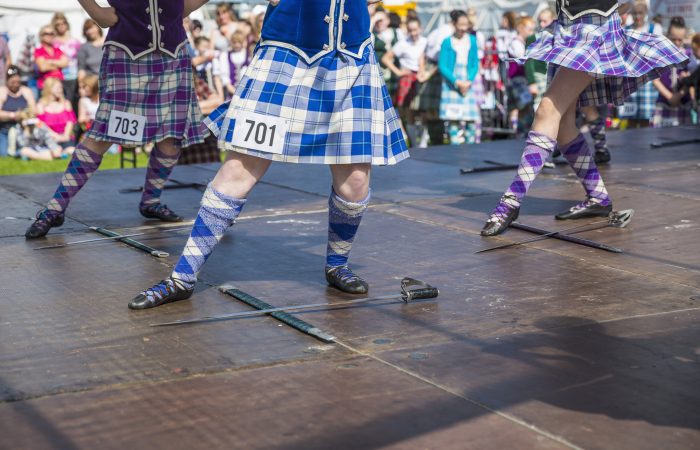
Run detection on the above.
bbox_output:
[17,118,68,161]
[36,77,76,154]
[77,74,99,133]
[652,19,693,127]
[219,31,250,98]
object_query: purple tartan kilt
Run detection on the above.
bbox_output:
[524,12,688,107]
[85,45,207,147]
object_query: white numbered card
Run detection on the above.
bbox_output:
[444,104,467,120]
[232,111,289,154]
[107,110,146,142]
[620,103,638,118]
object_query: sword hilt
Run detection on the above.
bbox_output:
[401,278,439,302]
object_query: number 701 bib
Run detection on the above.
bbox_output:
[232,111,289,155]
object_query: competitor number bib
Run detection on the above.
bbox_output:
[232,111,289,155]
[107,110,146,142]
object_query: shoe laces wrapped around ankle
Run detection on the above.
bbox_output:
[488,197,517,224]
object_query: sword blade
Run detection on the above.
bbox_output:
[150,293,403,327]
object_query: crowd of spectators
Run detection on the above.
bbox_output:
[0,1,698,162]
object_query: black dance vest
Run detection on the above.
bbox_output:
[556,0,618,20]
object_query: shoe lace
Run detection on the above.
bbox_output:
[35,209,59,223]
[331,266,360,283]
[143,279,175,301]
[488,196,518,224]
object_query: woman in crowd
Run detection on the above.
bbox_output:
[34,25,68,92]
[438,11,481,145]
[210,3,238,54]
[77,19,105,83]
[52,13,81,110]
[652,18,693,128]
[0,65,36,157]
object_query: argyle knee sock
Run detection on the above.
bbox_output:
[326,189,370,268]
[560,134,611,206]
[588,117,608,153]
[486,131,557,221]
[140,145,181,207]
[45,142,103,217]
[171,185,247,285]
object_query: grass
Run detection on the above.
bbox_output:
[0,153,151,176]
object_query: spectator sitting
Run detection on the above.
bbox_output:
[36,77,77,153]
[506,16,536,133]
[77,19,105,83]
[0,65,36,157]
[219,31,250,98]
[77,74,99,133]
[34,25,68,91]
[17,118,67,161]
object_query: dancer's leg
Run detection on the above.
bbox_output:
[325,163,372,294]
[482,67,594,236]
[129,152,272,309]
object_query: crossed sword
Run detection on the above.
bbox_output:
[476,209,635,254]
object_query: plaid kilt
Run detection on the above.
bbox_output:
[206,45,408,165]
[439,62,481,122]
[86,45,206,147]
[395,72,418,108]
[532,71,548,110]
[179,134,221,165]
[411,63,442,112]
[651,102,694,128]
[523,12,688,107]
[618,81,656,120]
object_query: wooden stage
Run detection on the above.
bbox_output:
[0,126,699,449]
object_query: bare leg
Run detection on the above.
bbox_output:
[212,151,272,199]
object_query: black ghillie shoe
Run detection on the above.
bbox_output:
[128,277,194,310]
[325,265,369,295]
[139,203,183,222]
[25,209,65,240]
[555,200,613,220]
[594,149,611,165]
[481,200,520,237]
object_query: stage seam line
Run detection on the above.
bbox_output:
[334,340,584,450]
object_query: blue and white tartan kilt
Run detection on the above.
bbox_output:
[205,44,409,165]
[439,62,481,122]
[618,81,657,120]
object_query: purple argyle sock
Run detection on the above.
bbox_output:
[487,131,556,221]
[560,134,611,206]
[45,142,103,216]
[140,145,181,207]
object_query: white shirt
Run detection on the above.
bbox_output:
[425,23,454,61]
[392,36,427,72]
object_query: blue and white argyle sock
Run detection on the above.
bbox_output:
[326,189,370,268]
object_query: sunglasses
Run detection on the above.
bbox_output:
[6,67,19,76]
[41,31,56,36]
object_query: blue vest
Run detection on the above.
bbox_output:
[261,0,372,63]
[557,0,619,20]
[105,0,188,60]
